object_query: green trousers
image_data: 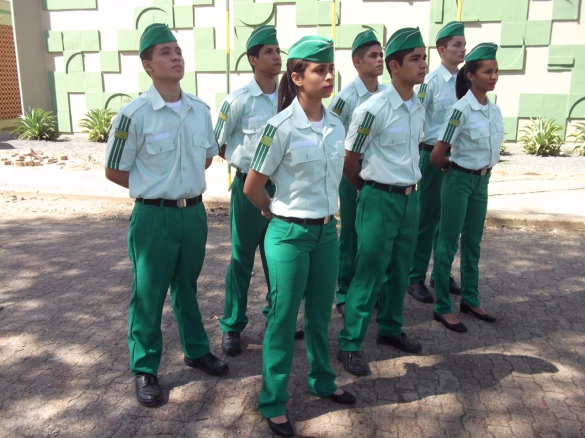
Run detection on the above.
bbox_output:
[336,175,358,305]
[259,217,339,418]
[409,149,449,284]
[338,185,420,351]
[433,168,490,314]
[127,201,210,376]
[220,176,275,333]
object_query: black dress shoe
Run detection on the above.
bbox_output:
[336,303,345,316]
[267,417,294,437]
[327,389,356,404]
[376,332,422,354]
[430,274,461,295]
[221,331,241,356]
[337,350,369,376]
[407,281,434,303]
[134,373,161,407]
[433,312,468,333]
[460,301,496,322]
[184,353,229,376]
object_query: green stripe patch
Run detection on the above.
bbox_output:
[107,115,132,170]
[250,124,277,170]
[442,109,463,144]
[332,98,346,116]
[351,112,375,153]
[214,101,231,141]
[418,83,427,103]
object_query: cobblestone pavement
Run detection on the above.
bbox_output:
[1,202,584,437]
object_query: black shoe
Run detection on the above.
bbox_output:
[184,353,229,376]
[337,350,369,376]
[460,301,496,322]
[430,274,461,295]
[327,389,356,404]
[336,303,345,316]
[267,417,294,437]
[407,281,434,303]
[376,332,422,354]
[221,331,241,356]
[433,312,468,333]
[134,373,161,407]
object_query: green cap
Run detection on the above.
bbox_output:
[465,42,498,62]
[436,21,465,42]
[139,23,177,55]
[351,29,380,55]
[384,27,425,58]
[246,25,279,51]
[288,36,334,63]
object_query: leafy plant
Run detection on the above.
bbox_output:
[569,122,585,156]
[79,108,117,142]
[518,118,565,157]
[11,108,59,140]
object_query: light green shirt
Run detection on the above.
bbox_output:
[328,76,386,132]
[416,63,457,146]
[105,84,217,199]
[214,78,278,173]
[250,97,346,218]
[345,84,424,186]
[439,89,504,170]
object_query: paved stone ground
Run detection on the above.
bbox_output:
[1,199,584,437]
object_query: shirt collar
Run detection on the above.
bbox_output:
[290,97,337,130]
[248,77,278,97]
[146,84,192,114]
[386,83,422,112]
[464,89,489,111]
[354,76,382,97]
[438,63,457,82]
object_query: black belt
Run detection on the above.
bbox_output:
[364,180,416,195]
[451,162,491,176]
[236,170,273,186]
[274,215,334,225]
[420,143,451,153]
[136,195,202,208]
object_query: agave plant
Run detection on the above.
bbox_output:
[518,117,565,157]
[11,108,59,140]
[79,108,117,142]
[569,122,585,156]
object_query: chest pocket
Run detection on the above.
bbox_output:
[291,145,323,182]
[470,126,490,150]
[193,134,212,167]
[432,99,451,112]
[145,135,175,173]
[242,117,266,152]
[380,131,407,147]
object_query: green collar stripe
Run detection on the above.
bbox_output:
[442,109,462,144]
[108,115,131,169]
[352,111,375,153]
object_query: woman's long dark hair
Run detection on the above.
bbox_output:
[277,58,309,112]
[455,60,482,100]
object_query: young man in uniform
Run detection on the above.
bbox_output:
[214,26,285,356]
[328,29,385,316]
[338,28,427,376]
[407,21,466,304]
[105,23,227,407]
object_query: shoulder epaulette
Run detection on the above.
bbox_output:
[366,93,388,116]
[185,92,210,109]
[225,86,248,104]
[118,96,148,118]
[266,106,292,128]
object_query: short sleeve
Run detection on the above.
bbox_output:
[328,96,350,128]
[438,106,466,146]
[416,81,433,108]
[104,113,137,171]
[344,105,378,154]
[214,96,242,147]
[249,123,285,176]
[205,110,219,158]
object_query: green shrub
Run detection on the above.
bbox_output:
[518,118,565,157]
[500,140,508,155]
[11,108,59,140]
[569,122,585,156]
[79,108,116,143]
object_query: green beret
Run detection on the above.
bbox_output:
[246,25,279,51]
[351,29,380,55]
[465,42,498,62]
[385,27,425,58]
[436,21,465,42]
[139,23,177,55]
[288,36,334,63]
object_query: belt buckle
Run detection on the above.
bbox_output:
[177,198,187,208]
[405,186,413,196]
[480,169,487,176]
[323,215,331,225]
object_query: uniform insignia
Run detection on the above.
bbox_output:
[448,119,460,127]
[218,112,228,121]
[357,126,371,135]
[259,135,273,147]
[417,92,426,99]
[332,108,342,116]
[114,130,128,140]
